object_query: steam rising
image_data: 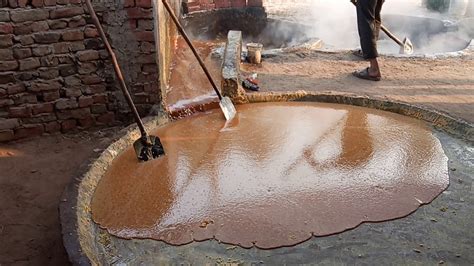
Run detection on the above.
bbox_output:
[264,0,473,54]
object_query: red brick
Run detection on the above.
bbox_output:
[0,60,18,71]
[215,0,231,8]
[44,121,61,133]
[247,0,262,7]
[136,0,152,8]
[77,62,97,74]
[10,9,48,22]
[43,91,60,101]
[55,98,78,110]
[142,64,157,73]
[92,94,107,104]
[80,74,102,85]
[183,0,200,13]
[31,102,54,115]
[201,2,215,10]
[18,57,40,71]
[143,82,158,92]
[78,116,95,128]
[7,83,25,94]
[84,27,99,38]
[12,93,37,105]
[0,48,13,61]
[0,73,15,84]
[96,112,114,124]
[128,19,137,29]
[136,54,155,64]
[230,0,246,8]
[18,0,28,7]
[13,47,32,59]
[31,0,44,7]
[33,32,61,44]
[0,99,14,108]
[76,50,99,61]
[29,79,62,92]
[140,41,155,53]
[82,84,106,95]
[0,35,13,48]
[9,106,31,118]
[68,17,86,28]
[50,7,84,19]
[61,119,77,132]
[8,0,28,8]
[90,104,107,114]
[133,92,149,104]
[70,108,91,119]
[44,0,56,6]
[78,96,94,107]
[15,21,50,35]
[137,19,153,30]
[62,29,84,41]
[14,124,44,139]
[48,19,68,30]
[0,118,19,130]
[123,0,135,7]
[135,31,154,42]
[0,130,15,142]
[0,23,13,34]
[126,7,153,19]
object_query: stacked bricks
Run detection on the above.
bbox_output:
[0,0,161,142]
[182,0,263,13]
[121,0,161,116]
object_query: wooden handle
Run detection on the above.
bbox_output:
[84,0,149,137]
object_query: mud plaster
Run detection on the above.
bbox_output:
[91,102,449,249]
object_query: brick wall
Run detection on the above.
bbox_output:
[182,0,263,13]
[0,0,161,142]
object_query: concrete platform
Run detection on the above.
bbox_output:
[60,93,473,265]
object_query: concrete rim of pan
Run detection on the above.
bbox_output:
[59,91,473,265]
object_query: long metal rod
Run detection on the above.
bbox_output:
[161,0,223,100]
[84,0,148,137]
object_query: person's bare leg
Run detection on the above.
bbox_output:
[354,0,383,80]
[369,58,381,77]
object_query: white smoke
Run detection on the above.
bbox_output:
[263,0,472,54]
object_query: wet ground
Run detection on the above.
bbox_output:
[92,102,449,249]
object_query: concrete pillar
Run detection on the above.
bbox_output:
[221,30,248,103]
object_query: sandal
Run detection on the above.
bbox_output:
[352,67,381,81]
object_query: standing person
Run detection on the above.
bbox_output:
[352,0,384,81]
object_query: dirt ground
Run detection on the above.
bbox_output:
[0,129,119,266]
[0,51,472,265]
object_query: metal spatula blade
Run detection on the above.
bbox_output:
[133,135,165,162]
[219,96,237,121]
